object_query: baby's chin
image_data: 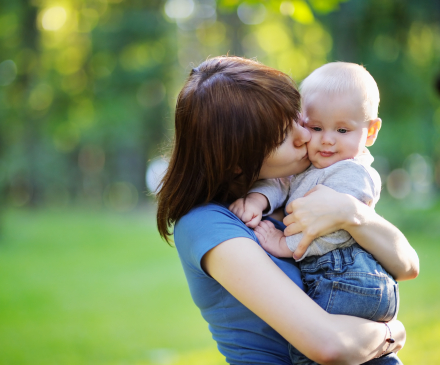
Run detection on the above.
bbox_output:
[310,156,340,169]
[311,161,333,169]
[310,155,356,169]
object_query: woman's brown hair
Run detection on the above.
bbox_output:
[156,56,301,242]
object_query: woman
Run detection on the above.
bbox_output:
[156,56,419,364]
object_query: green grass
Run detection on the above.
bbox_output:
[375,197,440,364]
[0,201,439,364]
[0,208,224,365]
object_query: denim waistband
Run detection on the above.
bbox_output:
[300,243,371,272]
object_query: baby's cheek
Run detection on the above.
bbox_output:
[305,141,315,154]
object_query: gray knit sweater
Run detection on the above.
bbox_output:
[249,153,381,261]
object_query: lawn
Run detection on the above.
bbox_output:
[0,200,439,364]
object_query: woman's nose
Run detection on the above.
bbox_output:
[293,124,311,147]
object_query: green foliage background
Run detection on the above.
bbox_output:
[1,0,439,210]
[0,0,439,363]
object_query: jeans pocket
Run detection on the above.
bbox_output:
[380,282,399,322]
[326,281,382,320]
[305,276,323,299]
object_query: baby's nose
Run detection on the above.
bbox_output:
[321,132,335,145]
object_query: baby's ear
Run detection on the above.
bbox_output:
[366,118,382,147]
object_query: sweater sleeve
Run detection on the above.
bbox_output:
[286,160,380,261]
[248,177,292,215]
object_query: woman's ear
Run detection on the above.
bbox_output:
[366,118,382,147]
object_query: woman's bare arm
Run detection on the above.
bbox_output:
[202,237,405,365]
[283,185,419,281]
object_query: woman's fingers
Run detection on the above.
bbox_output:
[302,184,321,197]
[292,234,313,260]
[283,222,302,236]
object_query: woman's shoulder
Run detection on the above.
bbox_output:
[175,202,255,241]
[174,202,257,270]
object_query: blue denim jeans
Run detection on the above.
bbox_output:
[289,243,400,365]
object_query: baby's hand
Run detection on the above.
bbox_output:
[254,220,292,258]
[229,193,268,228]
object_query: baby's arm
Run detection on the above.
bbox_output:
[286,161,380,260]
[229,193,269,228]
[229,177,291,228]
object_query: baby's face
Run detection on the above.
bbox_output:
[302,90,370,169]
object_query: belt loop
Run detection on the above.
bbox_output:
[332,249,342,271]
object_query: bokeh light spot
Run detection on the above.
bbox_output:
[41,6,67,31]
[277,49,308,80]
[120,43,151,71]
[165,0,195,19]
[68,99,95,129]
[237,3,266,25]
[291,0,314,24]
[146,158,169,193]
[374,35,399,62]
[256,23,291,53]
[0,59,17,86]
[387,168,411,199]
[104,182,138,212]
[56,47,85,75]
[405,154,433,193]
[29,83,53,111]
[280,1,295,16]
[408,23,433,66]
[78,8,100,33]
[196,21,226,45]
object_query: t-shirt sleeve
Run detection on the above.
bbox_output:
[174,204,257,274]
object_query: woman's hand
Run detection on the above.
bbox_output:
[283,184,419,281]
[283,185,352,259]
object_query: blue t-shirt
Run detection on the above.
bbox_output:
[174,202,304,364]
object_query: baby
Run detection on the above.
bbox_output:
[230,62,400,365]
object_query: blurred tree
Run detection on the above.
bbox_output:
[323,0,440,169]
[0,0,438,219]
[0,0,175,215]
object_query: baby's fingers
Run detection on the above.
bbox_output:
[246,214,262,229]
[229,199,244,213]
[241,209,255,223]
[257,220,274,231]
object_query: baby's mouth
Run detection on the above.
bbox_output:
[319,151,335,157]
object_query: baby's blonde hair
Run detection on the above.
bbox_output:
[300,62,380,121]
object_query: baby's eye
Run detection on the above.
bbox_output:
[311,127,322,132]
[337,128,348,134]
